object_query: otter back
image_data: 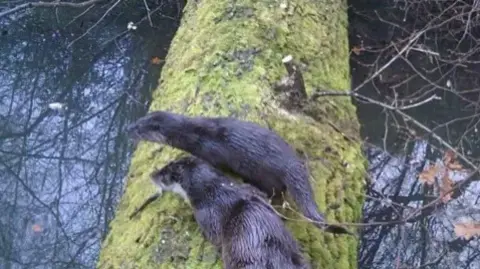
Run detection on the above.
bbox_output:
[128,110,352,235]
[222,196,310,269]
[150,156,311,269]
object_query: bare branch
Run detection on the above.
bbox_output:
[143,0,153,27]
[0,0,107,18]
[351,29,427,93]
[129,193,161,219]
[66,0,122,48]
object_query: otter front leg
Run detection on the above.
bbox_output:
[193,207,223,253]
[129,192,161,219]
[212,241,222,256]
[200,230,223,259]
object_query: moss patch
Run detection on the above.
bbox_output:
[97,0,365,268]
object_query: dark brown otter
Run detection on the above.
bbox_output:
[126,110,352,235]
[151,156,311,269]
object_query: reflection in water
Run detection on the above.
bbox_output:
[0,1,181,268]
[350,0,480,268]
[3,0,480,269]
[360,142,478,269]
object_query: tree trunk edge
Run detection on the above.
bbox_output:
[97,0,365,268]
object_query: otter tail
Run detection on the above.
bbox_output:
[285,166,353,235]
[296,191,353,235]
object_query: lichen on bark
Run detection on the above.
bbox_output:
[97,0,365,269]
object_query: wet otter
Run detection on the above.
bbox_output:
[126,110,351,235]
[151,156,311,269]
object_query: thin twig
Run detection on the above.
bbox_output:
[410,46,440,56]
[351,29,427,93]
[67,0,122,48]
[397,94,441,110]
[143,0,153,27]
[98,3,175,48]
[316,89,475,169]
[129,192,161,219]
[0,0,106,18]
[65,4,97,27]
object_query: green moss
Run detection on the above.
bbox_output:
[97,0,365,268]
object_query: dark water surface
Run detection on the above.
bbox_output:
[0,1,181,268]
[350,1,480,268]
[1,1,480,269]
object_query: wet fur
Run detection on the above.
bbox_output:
[151,156,310,269]
[128,110,351,235]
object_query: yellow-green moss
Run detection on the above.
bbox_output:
[97,0,365,268]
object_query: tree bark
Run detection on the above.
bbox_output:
[97,0,365,268]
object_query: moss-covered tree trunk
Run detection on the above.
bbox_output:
[97,0,365,268]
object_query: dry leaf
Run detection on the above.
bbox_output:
[439,174,453,203]
[419,164,439,185]
[454,222,480,239]
[151,57,162,65]
[351,46,363,55]
[443,149,456,165]
[447,160,463,171]
[442,149,464,171]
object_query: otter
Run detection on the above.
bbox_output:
[151,156,311,269]
[126,110,352,235]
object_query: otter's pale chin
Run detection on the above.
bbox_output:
[161,182,189,203]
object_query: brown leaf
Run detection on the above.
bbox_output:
[439,174,453,203]
[454,222,480,239]
[442,149,464,171]
[447,160,463,171]
[351,46,364,55]
[418,164,439,185]
[443,149,456,165]
[150,57,162,65]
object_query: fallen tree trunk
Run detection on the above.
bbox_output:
[97,0,365,268]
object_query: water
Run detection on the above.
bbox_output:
[0,1,181,268]
[2,1,480,269]
[351,1,480,268]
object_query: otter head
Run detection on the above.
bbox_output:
[126,111,183,144]
[149,157,198,202]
